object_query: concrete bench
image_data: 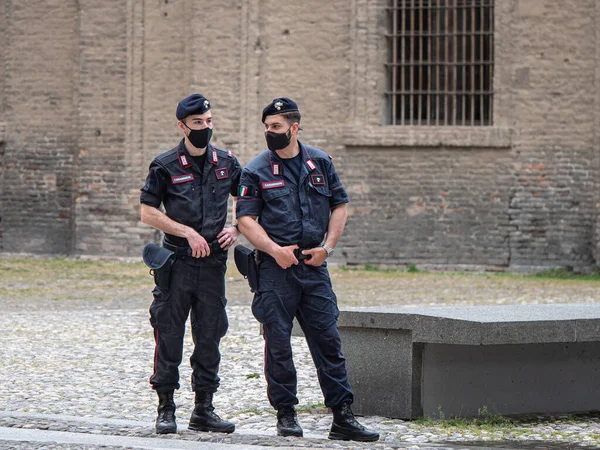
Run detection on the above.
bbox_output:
[337,304,600,419]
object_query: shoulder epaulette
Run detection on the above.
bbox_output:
[212,146,235,160]
[246,150,271,172]
[304,144,330,161]
[155,147,178,165]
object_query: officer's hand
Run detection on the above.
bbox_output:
[186,229,210,258]
[303,247,327,267]
[274,245,299,269]
[217,226,239,250]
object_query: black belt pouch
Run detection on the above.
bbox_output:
[143,243,175,290]
[234,245,259,293]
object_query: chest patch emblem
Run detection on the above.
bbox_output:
[311,174,325,186]
[262,179,286,190]
[172,174,194,184]
[215,167,229,180]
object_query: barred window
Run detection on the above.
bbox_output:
[386,0,494,126]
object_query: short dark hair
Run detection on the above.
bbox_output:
[281,111,301,125]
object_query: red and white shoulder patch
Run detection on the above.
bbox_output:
[179,154,192,169]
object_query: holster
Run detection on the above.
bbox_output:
[142,243,175,290]
[234,245,259,293]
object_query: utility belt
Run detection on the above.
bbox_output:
[142,239,226,291]
[234,244,317,294]
[294,247,313,261]
[257,247,313,262]
[163,240,225,256]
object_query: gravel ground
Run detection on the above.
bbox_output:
[1,256,600,449]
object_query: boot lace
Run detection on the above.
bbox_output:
[279,413,298,428]
[339,404,365,429]
[278,407,299,428]
[195,403,224,422]
[158,405,175,424]
[206,408,223,422]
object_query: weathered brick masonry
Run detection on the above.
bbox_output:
[0,0,598,271]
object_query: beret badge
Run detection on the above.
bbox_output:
[261,97,299,122]
[176,94,211,120]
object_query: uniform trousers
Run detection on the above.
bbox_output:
[149,255,228,393]
[252,256,354,409]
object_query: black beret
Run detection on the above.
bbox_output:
[262,97,299,123]
[176,94,211,120]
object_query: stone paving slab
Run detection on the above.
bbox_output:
[0,413,443,450]
[0,426,352,450]
[343,304,600,322]
[0,421,593,450]
[339,303,600,345]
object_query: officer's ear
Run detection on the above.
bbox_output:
[177,120,187,134]
[292,122,301,136]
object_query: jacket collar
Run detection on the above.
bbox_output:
[268,141,317,185]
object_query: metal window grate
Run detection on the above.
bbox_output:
[386,0,494,126]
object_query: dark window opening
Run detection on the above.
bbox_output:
[385,0,495,126]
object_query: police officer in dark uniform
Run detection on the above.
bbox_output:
[236,98,379,442]
[140,94,241,435]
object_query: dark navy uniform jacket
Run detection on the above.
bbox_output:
[140,139,242,246]
[236,142,349,248]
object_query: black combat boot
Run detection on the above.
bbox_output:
[276,406,303,437]
[328,403,379,442]
[188,391,235,433]
[155,391,177,434]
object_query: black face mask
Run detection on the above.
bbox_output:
[265,127,292,151]
[183,122,213,149]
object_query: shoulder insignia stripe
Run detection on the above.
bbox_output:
[179,154,192,169]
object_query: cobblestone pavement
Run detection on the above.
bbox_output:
[2,257,600,449]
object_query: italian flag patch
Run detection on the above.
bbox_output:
[239,186,248,196]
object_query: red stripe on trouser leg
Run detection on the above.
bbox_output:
[263,324,274,406]
[149,328,159,385]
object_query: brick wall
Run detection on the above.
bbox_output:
[73,0,143,256]
[1,0,599,272]
[335,0,599,271]
[506,0,597,271]
[0,0,6,251]
[340,147,513,266]
[2,0,78,254]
